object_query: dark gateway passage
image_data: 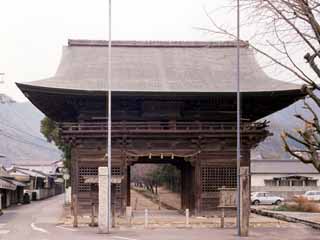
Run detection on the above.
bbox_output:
[17,40,304,218]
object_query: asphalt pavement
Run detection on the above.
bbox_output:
[0,194,320,240]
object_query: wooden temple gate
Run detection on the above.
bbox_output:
[60,120,268,215]
[16,39,304,220]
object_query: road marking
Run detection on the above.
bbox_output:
[56,225,77,232]
[0,224,10,234]
[0,230,10,234]
[31,223,48,233]
[113,236,138,240]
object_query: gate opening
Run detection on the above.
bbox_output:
[127,156,195,213]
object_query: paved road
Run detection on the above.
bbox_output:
[0,194,320,240]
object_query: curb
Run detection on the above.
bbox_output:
[251,208,320,230]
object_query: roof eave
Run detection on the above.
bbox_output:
[16,82,304,97]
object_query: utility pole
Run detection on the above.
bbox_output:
[107,0,112,233]
[236,0,241,237]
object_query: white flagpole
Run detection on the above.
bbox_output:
[236,0,241,236]
[107,0,112,233]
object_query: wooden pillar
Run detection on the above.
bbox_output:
[71,146,78,196]
[194,158,201,215]
[120,165,126,215]
[182,161,194,212]
[240,167,250,237]
[181,163,186,210]
[188,163,195,213]
[127,165,131,206]
[72,194,78,228]
[111,184,116,228]
[190,164,196,213]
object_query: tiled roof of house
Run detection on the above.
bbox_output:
[251,160,319,174]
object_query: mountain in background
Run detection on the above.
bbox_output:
[0,94,61,167]
[253,96,314,160]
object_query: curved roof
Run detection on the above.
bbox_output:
[17,39,301,93]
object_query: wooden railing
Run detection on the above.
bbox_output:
[59,121,267,135]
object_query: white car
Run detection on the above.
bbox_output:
[301,191,320,201]
[251,192,284,205]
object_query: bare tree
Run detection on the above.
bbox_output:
[204,0,320,171]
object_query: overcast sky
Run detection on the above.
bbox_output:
[0,0,239,101]
[0,0,304,102]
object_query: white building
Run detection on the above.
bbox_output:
[251,159,320,200]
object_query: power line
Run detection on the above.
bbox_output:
[0,119,50,145]
[0,131,60,152]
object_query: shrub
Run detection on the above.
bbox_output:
[294,196,320,212]
[274,196,320,212]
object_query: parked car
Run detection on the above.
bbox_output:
[251,192,284,205]
[299,191,320,201]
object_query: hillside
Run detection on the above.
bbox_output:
[0,94,61,167]
[253,96,313,160]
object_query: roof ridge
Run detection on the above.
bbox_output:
[68,39,249,48]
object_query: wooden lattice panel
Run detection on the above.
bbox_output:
[79,167,98,192]
[78,166,122,193]
[112,167,121,176]
[201,167,237,193]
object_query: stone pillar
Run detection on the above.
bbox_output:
[98,167,110,233]
[240,167,250,237]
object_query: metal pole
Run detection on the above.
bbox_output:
[236,0,241,236]
[107,0,112,233]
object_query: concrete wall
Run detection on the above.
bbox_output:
[251,186,320,200]
[35,189,55,200]
[24,184,64,201]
